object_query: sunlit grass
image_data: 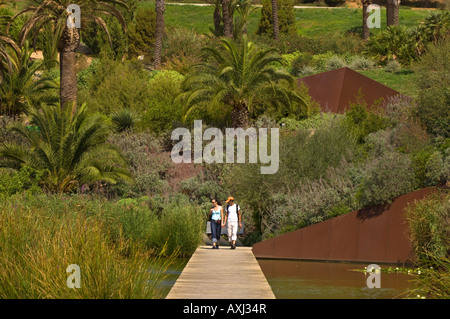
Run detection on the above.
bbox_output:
[0,194,178,299]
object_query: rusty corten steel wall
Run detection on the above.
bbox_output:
[252,187,438,264]
[297,67,402,114]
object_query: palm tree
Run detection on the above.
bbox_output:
[271,0,279,40]
[8,0,127,109]
[221,0,233,38]
[386,0,400,27]
[154,0,165,69]
[212,0,223,36]
[0,34,20,76]
[0,41,58,118]
[179,36,307,127]
[234,0,259,37]
[0,103,131,193]
[362,0,372,41]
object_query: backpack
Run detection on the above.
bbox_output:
[226,203,240,220]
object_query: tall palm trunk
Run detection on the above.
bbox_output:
[231,101,250,128]
[154,0,165,69]
[221,0,233,38]
[362,0,372,41]
[386,0,400,26]
[58,26,80,109]
[272,0,279,40]
[214,0,222,36]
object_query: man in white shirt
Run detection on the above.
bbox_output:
[224,197,241,249]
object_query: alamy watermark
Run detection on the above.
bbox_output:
[66,4,81,29]
[66,264,81,289]
[366,4,381,29]
[366,264,381,288]
[171,120,280,174]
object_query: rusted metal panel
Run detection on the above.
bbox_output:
[299,220,331,260]
[252,187,438,264]
[297,67,402,114]
[328,212,359,261]
[357,205,390,262]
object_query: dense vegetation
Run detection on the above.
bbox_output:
[0,0,448,298]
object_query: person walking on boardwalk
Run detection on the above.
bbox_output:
[209,199,224,249]
[224,197,241,249]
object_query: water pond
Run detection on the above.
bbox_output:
[257,259,415,299]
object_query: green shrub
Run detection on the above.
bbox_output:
[279,112,342,130]
[147,198,205,257]
[385,59,402,73]
[356,151,416,206]
[411,147,448,188]
[310,51,334,71]
[343,93,389,143]
[325,55,347,70]
[364,25,416,64]
[179,176,228,205]
[79,59,152,115]
[106,131,172,198]
[225,117,358,234]
[81,15,128,60]
[162,27,204,73]
[298,65,317,76]
[127,7,157,58]
[256,0,296,37]
[290,52,314,76]
[138,70,185,134]
[0,166,44,198]
[110,108,138,133]
[163,28,205,59]
[413,39,450,138]
[349,56,375,70]
[419,11,450,46]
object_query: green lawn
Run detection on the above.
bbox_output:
[6,2,432,38]
[359,68,418,98]
[137,3,431,38]
[294,7,431,37]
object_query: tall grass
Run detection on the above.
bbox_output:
[405,191,450,299]
[0,193,204,298]
[406,191,450,261]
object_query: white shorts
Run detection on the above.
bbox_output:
[227,220,238,241]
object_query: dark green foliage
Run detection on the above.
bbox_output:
[82,16,128,60]
[364,11,450,64]
[111,108,138,132]
[139,70,184,134]
[256,0,296,37]
[0,42,58,117]
[343,92,389,144]
[413,39,450,138]
[364,25,417,64]
[0,103,131,193]
[411,147,448,188]
[0,166,43,198]
[127,7,157,58]
[78,58,152,115]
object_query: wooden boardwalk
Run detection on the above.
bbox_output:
[166,246,275,299]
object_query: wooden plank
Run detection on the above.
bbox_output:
[166,246,275,299]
